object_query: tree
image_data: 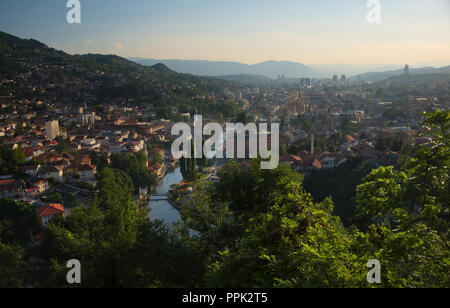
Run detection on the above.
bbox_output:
[302,119,313,133]
[181,140,197,181]
[287,145,298,155]
[41,166,202,288]
[55,137,72,153]
[0,242,26,288]
[43,167,145,287]
[214,159,303,218]
[151,151,163,165]
[375,137,388,152]
[110,151,156,192]
[304,157,373,226]
[355,110,450,287]
[206,183,366,288]
[236,112,254,124]
[180,156,187,179]
[0,145,25,175]
[0,198,39,246]
[89,152,108,171]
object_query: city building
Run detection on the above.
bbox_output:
[37,203,65,227]
[340,75,347,87]
[45,120,60,140]
[332,75,338,85]
[300,78,311,88]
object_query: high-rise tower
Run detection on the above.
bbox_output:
[45,120,59,140]
[404,64,410,75]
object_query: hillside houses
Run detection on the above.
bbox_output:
[280,151,348,173]
[0,179,25,198]
[37,203,65,227]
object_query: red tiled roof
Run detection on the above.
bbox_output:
[0,179,24,191]
[280,154,302,162]
[37,203,64,218]
[0,179,14,185]
[312,159,322,169]
[345,135,355,143]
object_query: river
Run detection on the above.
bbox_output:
[148,166,183,225]
[148,132,225,225]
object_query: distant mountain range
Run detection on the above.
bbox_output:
[308,64,403,77]
[130,58,450,83]
[372,71,450,89]
[349,66,450,83]
[129,58,318,79]
[211,74,273,86]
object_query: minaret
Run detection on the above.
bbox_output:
[144,142,149,168]
[311,133,315,155]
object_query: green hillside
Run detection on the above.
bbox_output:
[0,31,240,118]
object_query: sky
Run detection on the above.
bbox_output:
[0,0,449,66]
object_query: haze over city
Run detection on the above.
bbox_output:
[0,0,449,67]
[0,0,449,293]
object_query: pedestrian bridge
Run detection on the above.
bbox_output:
[150,195,169,201]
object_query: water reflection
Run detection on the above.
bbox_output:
[148,132,225,226]
[148,167,183,225]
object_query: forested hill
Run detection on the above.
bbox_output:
[350,65,450,83]
[0,31,238,117]
[0,31,144,77]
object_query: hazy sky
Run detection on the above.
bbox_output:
[0,0,449,66]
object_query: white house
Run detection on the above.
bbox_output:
[78,164,97,181]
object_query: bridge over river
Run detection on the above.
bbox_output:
[148,167,183,225]
[150,195,169,201]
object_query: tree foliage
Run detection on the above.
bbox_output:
[355,110,449,287]
[1,109,448,288]
[110,151,156,192]
[0,145,25,175]
[41,166,199,287]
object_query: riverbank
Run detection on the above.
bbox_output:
[167,190,183,210]
[147,157,226,225]
[147,166,183,225]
